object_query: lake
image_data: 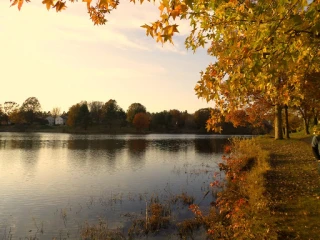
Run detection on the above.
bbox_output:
[0,133,232,239]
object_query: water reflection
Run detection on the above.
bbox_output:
[0,133,236,239]
[195,138,229,153]
[67,139,126,151]
[127,139,147,156]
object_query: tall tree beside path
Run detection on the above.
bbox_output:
[12,0,320,139]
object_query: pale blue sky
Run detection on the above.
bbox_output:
[0,1,214,114]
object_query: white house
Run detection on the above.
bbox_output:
[46,116,55,126]
[55,116,65,125]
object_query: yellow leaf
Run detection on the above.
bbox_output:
[158,4,165,15]
[156,32,163,43]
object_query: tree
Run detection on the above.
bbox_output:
[3,101,19,125]
[102,99,126,128]
[88,101,104,125]
[67,101,90,129]
[51,107,61,118]
[67,103,81,127]
[133,112,150,131]
[0,104,3,125]
[169,109,185,129]
[150,111,171,131]
[78,103,90,130]
[20,97,41,124]
[126,103,146,124]
[14,0,320,139]
[194,108,212,131]
[9,109,24,124]
[293,72,320,135]
[225,110,248,128]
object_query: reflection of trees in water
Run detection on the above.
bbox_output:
[0,140,37,149]
[0,139,41,178]
[67,139,126,152]
[127,139,148,156]
[150,140,190,152]
[194,138,230,154]
[127,139,148,171]
[67,139,127,171]
[0,136,64,150]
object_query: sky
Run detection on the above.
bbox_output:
[0,0,214,114]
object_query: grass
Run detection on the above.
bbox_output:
[259,135,320,239]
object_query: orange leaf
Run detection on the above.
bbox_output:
[42,0,54,10]
[18,0,23,10]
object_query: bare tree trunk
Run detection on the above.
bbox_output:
[274,104,283,140]
[304,118,310,135]
[284,105,290,139]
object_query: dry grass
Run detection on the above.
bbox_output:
[81,220,126,240]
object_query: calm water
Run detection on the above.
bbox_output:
[0,133,231,239]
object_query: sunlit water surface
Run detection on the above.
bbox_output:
[0,133,235,239]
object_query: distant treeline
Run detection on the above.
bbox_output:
[0,97,271,134]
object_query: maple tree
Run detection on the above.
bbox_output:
[132,112,150,131]
[126,103,146,124]
[12,0,320,139]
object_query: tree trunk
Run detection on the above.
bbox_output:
[284,105,290,139]
[274,104,283,140]
[304,118,310,135]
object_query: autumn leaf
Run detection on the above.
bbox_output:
[170,9,180,20]
[10,0,19,7]
[18,0,24,10]
[42,0,54,10]
[53,1,67,12]
[98,0,108,8]
[158,4,165,15]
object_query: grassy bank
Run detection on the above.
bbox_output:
[200,135,320,239]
